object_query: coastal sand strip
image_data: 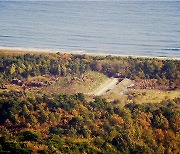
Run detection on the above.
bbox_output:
[0,47,180,60]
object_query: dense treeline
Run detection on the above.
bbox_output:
[0,52,179,153]
[0,52,179,89]
[0,92,179,153]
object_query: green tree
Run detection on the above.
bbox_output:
[10,64,16,75]
[61,65,67,76]
[22,104,30,117]
[153,113,169,129]
[19,130,41,142]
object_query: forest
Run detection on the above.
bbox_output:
[0,92,179,153]
[0,52,179,88]
[0,51,179,153]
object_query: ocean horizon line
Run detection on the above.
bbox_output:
[0,46,180,60]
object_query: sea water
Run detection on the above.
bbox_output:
[0,1,180,57]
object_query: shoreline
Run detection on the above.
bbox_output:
[0,47,180,61]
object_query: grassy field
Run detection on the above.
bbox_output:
[125,89,180,104]
[105,78,133,103]
[106,88,180,105]
[110,78,133,94]
[0,71,108,98]
[41,71,108,95]
[1,70,179,105]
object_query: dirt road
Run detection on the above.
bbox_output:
[92,78,119,96]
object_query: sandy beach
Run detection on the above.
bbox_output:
[0,47,180,61]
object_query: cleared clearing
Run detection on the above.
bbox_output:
[42,71,108,95]
[92,78,119,96]
[111,78,134,95]
[126,89,180,104]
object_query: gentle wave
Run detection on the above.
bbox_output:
[0,1,180,57]
[164,48,180,51]
[0,35,11,38]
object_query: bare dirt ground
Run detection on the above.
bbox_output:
[92,78,119,96]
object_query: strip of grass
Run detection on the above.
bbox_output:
[42,71,108,95]
[106,89,180,105]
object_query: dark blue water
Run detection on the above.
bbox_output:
[0,1,180,57]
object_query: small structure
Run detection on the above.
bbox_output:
[127,84,135,89]
[113,72,121,78]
